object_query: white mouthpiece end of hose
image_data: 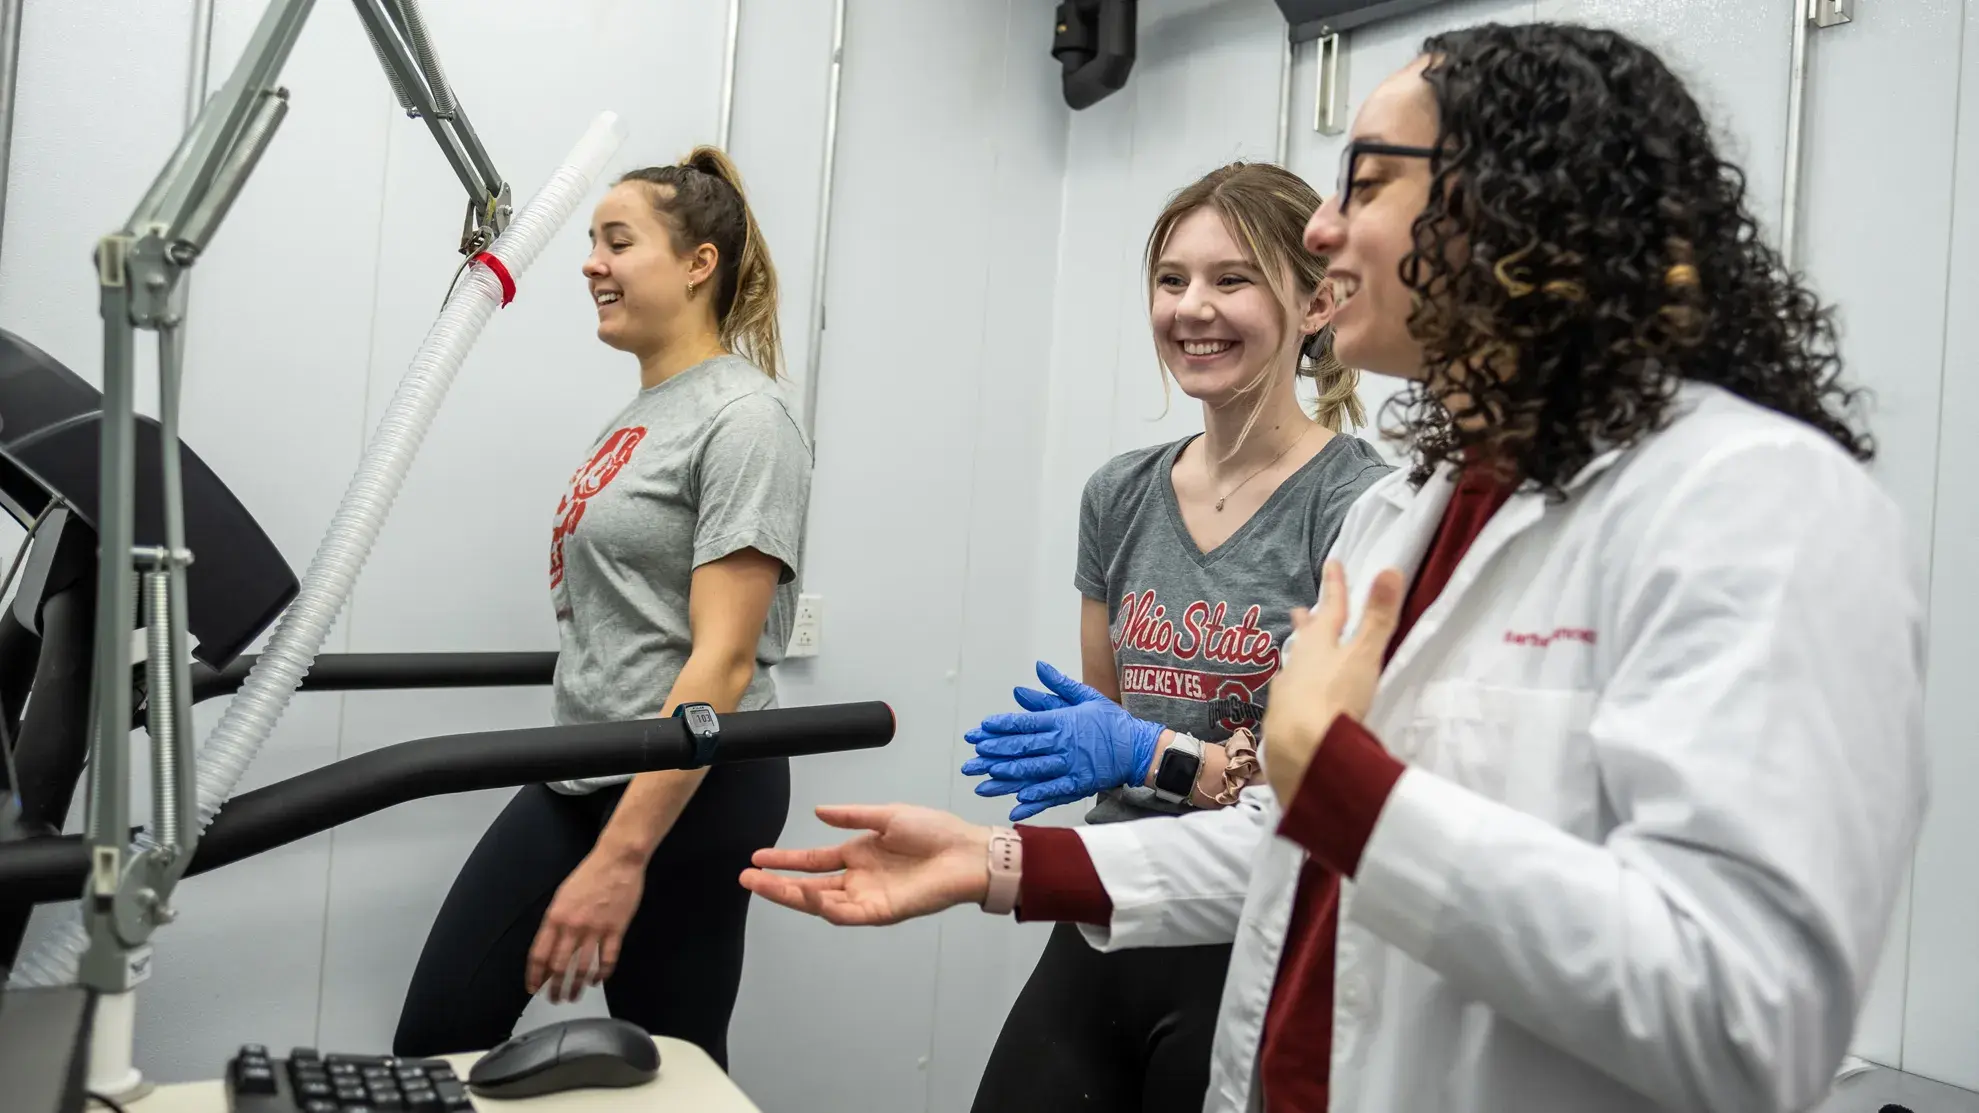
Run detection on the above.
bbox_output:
[568,111,630,184]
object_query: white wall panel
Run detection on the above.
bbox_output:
[726,2,1067,1109]
[181,0,392,605]
[728,0,836,417]
[922,3,1072,1107]
[1023,23,1148,683]
[1903,0,1979,1089]
[1794,0,1968,1075]
[0,0,190,387]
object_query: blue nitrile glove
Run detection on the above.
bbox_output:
[961,661,1104,788]
[961,661,1164,821]
[960,662,1097,809]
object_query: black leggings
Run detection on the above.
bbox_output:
[971,921,1231,1113]
[392,759,789,1069]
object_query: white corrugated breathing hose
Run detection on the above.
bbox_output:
[8,110,629,988]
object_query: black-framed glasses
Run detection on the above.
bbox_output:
[1335,140,1438,214]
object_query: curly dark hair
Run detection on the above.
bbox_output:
[1386,22,1872,493]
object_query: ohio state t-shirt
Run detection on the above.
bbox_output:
[1076,431,1390,823]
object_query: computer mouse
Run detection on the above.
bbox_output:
[466,1017,660,1099]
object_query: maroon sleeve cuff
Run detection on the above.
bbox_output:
[1276,715,1408,877]
[1011,825,1112,926]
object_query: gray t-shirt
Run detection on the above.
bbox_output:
[1077,431,1391,823]
[546,354,812,794]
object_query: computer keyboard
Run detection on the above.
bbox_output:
[226,1044,476,1113]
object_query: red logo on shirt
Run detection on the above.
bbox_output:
[1113,589,1282,730]
[550,426,646,590]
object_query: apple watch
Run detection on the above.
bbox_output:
[1150,733,1205,805]
[675,701,721,767]
[981,826,1022,915]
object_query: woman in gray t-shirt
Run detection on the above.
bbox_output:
[394,148,811,1071]
[963,163,1391,1113]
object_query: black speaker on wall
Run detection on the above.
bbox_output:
[1053,0,1137,110]
[1050,0,1456,110]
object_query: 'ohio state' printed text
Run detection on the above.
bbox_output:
[1113,588,1282,731]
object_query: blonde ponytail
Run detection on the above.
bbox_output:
[680,147,782,381]
[1303,327,1366,431]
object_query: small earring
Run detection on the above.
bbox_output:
[686,279,698,296]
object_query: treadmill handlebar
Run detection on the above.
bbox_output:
[0,701,894,903]
[188,651,560,704]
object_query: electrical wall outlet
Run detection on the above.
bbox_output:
[788,593,823,658]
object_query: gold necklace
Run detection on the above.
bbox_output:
[1211,425,1312,512]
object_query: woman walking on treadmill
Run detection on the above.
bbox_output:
[965,161,1390,1113]
[395,147,810,1069]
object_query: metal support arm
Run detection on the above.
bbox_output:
[76,0,514,1004]
[354,0,511,256]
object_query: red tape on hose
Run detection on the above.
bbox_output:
[471,252,516,306]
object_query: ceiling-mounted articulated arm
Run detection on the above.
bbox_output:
[120,0,510,276]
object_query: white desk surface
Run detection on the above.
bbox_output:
[124,1038,760,1113]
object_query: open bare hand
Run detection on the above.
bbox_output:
[1263,560,1406,801]
[740,804,992,926]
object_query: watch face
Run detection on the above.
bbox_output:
[1153,748,1199,799]
[682,705,718,733]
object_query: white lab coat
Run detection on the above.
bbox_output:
[1070,383,1929,1113]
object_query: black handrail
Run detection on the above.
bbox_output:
[188,651,560,705]
[0,701,895,903]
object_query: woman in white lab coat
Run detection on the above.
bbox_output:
[740,21,1928,1113]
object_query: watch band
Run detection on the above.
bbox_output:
[1150,733,1206,805]
[981,827,1022,915]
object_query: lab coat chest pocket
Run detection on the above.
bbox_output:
[1410,680,1601,831]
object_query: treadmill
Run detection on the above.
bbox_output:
[0,330,894,1109]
